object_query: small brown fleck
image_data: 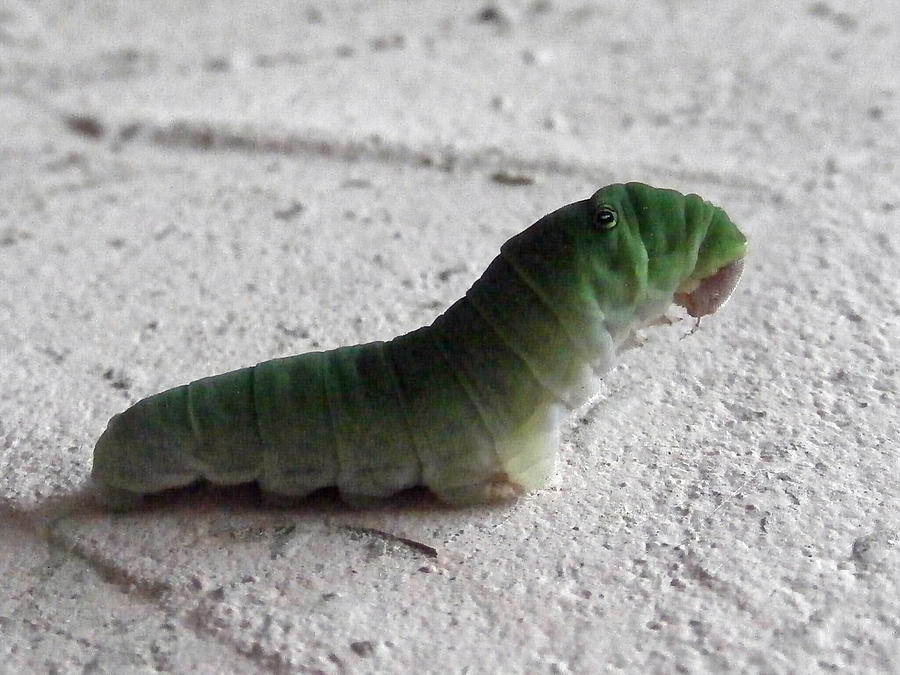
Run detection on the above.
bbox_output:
[65,114,105,139]
[491,171,535,186]
[350,640,375,657]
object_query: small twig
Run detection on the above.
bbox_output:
[344,525,438,558]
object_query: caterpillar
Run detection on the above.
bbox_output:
[92,182,747,509]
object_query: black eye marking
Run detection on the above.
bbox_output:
[594,204,618,230]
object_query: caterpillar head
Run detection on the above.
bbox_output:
[585,182,747,321]
[499,182,747,348]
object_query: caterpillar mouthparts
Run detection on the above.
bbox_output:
[674,257,745,318]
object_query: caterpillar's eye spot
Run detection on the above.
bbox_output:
[595,205,618,230]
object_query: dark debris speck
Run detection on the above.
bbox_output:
[65,114,105,139]
[491,171,535,186]
[350,641,375,657]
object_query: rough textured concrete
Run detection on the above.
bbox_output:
[1,1,897,672]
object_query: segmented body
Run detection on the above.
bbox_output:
[92,183,747,508]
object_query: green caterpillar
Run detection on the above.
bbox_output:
[92,182,747,508]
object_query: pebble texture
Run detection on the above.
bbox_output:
[1,1,897,672]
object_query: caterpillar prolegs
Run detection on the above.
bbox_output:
[92,183,747,508]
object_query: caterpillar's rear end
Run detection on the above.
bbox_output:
[92,348,408,508]
[93,366,263,508]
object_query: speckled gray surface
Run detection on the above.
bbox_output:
[1,1,898,672]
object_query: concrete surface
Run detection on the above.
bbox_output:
[1,1,898,672]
